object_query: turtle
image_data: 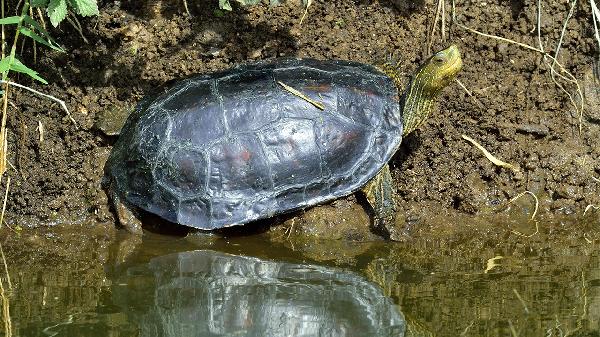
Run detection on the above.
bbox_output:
[104,45,462,234]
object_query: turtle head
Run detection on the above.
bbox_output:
[402,45,462,136]
[417,44,462,93]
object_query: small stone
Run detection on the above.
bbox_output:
[496,42,509,55]
[248,48,262,59]
[95,105,132,136]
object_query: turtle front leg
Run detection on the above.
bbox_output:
[361,164,397,229]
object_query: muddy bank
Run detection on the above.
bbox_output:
[1,0,600,235]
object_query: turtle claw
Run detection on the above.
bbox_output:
[108,181,143,235]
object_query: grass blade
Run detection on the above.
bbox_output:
[0,16,21,25]
[9,57,47,84]
[19,27,63,52]
[22,15,63,52]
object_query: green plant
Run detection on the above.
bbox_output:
[0,0,98,84]
[0,2,64,84]
[31,0,98,27]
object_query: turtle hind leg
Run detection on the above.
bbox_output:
[109,184,143,235]
[361,164,397,231]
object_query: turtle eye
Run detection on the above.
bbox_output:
[433,54,446,64]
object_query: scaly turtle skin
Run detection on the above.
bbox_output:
[104,45,462,233]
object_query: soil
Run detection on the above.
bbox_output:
[3,0,600,240]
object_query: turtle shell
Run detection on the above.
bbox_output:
[105,58,403,229]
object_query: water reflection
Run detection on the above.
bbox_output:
[113,250,405,337]
[7,227,600,337]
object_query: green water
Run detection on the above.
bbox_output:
[1,227,598,336]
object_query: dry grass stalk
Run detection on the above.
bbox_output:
[277,80,325,110]
[37,120,43,143]
[0,176,9,230]
[0,243,10,337]
[460,321,475,336]
[0,245,9,290]
[299,0,312,25]
[0,83,9,178]
[583,204,599,216]
[182,0,191,16]
[0,274,11,337]
[512,288,530,314]
[484,255,503,273]
[508,320,519,337]
[0,80,74,125]
[508,191,540,221]
[66,13,88,43]
[462,134,519,172]
[499,190,541,237]
[428,0,446,54]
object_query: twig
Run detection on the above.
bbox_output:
[462,134,519,172]
[66,12,88,43]
[0,80,76,126]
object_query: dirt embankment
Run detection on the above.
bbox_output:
[2,0,599,239]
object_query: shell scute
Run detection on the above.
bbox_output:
[154,143,208,199]
[168,102,224,146]
[161,80,213,111]
[207,135,272,198]
[257,118,322,188]
[315,116,371,176]
[177,198,211,228]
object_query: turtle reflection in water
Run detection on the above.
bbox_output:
[113,250,405,336]
[104,46,462,232]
